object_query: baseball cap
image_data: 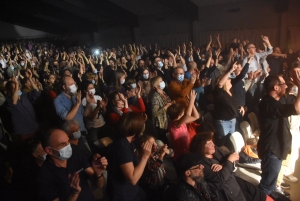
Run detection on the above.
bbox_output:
[176,153,204,174]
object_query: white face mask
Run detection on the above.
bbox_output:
[131,83,137,89]
[50,143,72,160]
[72,131,81,140]
[89,88,96,95]
[120,79,125,85]
[37,153,47,161]
[69,84,77,94]
[143,74,149,79]
[159,81,166,90]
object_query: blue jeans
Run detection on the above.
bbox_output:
[214,118,236,146]
[259,152,282,195]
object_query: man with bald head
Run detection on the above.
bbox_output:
[54,75,86,134]
[168,66,201,108]
[37,128,107,201]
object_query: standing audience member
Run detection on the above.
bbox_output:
[242,35,273,113]
[149,76,172,143]
[54,76,87,135]
[168,67,201,108]
[213,63,245,146]
[258,72,300,195]
[5,71,41,140]
[107,112,152,201]
[167,90,199,161]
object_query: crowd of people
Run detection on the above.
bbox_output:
[0,34,299,201]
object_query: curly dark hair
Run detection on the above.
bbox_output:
[189,132,214,154]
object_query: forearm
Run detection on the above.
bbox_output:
[191,105,200,119]
[131,157,148,185]
[294,91,300,114]
[66,193,79,201]
[88,107,101,120]
[29,78,39,91]
[206,57,212,67]
[66,104,80,120]
[12,86,19,105]
[218,72,231,87]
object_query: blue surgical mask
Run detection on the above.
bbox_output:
[177,74,184,82]
[72,131,81,140]
[131,83,137,89]
[91,80,95,84]
[93,69,98,74]
[158,61,163,68]
[159,81,166,90]
[21,63,25,66]
[10,66,14,70]
[18,90,22,96]
[50,143,72,160]
[120,79,125,84]
[143,74,149,79]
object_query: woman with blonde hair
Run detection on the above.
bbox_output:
[148,76,172,143]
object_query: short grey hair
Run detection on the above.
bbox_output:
[62,119,80,134]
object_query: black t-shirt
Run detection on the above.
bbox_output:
[107,136,144,201]
[266,56,284,75]
[212,88,239,120]
[37,144,94,201]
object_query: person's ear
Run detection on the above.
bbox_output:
[32,152,38,158]
[44,147,52,155]
[185,170,191,177]
[62,84,66,91]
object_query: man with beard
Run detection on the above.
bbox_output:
[164,153,214,201]
[54,76,86,134]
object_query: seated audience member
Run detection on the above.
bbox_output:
[38,129,107,201]
[190,132,272,201]
[167,90,199,161]
[54,75,87,134]
[5,72,41,140]
[168,67,201,108]
[107,69,126,95]
[136,135,173,201]
[62,119,95,160]
[213,63,245,146]
[107,112,153,201]
[82,81,108,142]
[108,85,145,125]
[149,76,172,143]
[164,153,215,201]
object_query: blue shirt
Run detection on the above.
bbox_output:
[184,71,192,80]
[54,92,86,132]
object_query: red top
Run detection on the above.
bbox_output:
[109,97,146,125]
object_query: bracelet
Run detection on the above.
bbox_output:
[97,173,104,179]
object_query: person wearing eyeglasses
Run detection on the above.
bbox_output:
[189,132,272,201]
[242,35,273,113]
[164,153,215,201]
[257,72,300,196]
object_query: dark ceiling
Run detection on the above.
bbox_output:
[0,0,198,34]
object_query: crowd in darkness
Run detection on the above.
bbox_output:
[0,34,300,201]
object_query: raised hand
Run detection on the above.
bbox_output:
[92,153,108,176]
[68,173,81,194]
[261,35,270,44]
[142,140,153,159]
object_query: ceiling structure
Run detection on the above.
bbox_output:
[0,0,286,34]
